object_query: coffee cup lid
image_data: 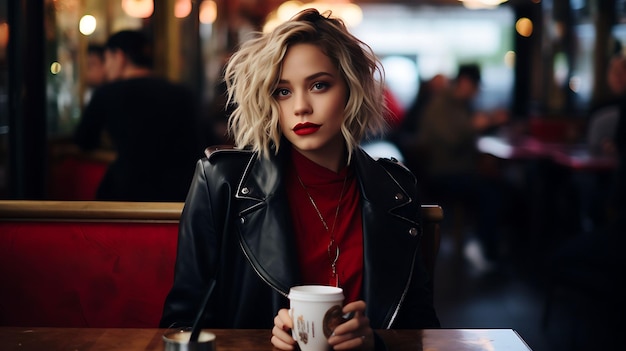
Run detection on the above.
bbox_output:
[288,285,344,302]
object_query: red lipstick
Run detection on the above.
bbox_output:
[293,122,321,136]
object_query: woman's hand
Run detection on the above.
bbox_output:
[271,308,297,350]
[328,300,375,350]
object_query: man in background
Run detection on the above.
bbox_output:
[415,63,509,267]
[74,30,202,201]
[83,44,107,105]
[587,54,626,155]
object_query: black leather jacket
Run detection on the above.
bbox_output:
[160,144,440,330]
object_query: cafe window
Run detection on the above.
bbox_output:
[44,0,146,137]
[351,4,515,112]
[42,0,222,138]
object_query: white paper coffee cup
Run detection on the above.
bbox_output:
[289,285,345,351]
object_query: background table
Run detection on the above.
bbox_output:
[477,135,617,171]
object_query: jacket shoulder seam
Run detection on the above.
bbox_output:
[205,145,254,160]
[376,157,414,181]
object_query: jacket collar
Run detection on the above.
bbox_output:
[235,145,414,218]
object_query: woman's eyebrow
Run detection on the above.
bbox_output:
[278,71,335,84]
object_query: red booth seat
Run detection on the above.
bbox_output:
[0,201,182,328]
[47,142,116,201]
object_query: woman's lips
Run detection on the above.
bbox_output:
[293,122,321,136]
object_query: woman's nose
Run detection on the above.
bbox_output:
[293,92,312,116]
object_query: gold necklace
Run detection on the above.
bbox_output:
[296,172,348,287]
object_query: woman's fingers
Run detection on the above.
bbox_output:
[273,308,293,333]
[329,329,374,351]
[270,330,296,351]
[277,308,293,329]
[271,309,296,350]
[328,300,374,350]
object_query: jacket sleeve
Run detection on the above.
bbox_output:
[393,252,441,329]
[159,159,223,328]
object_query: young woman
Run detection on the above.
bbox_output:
[160,8,440,350]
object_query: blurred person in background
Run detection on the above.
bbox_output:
[573,52,626,233]
[83,44,107,105]
[586,53,626,156]
[399,73,450,140]
[74,30,202,201]
[391,73,449,177]
[414,63,509,267]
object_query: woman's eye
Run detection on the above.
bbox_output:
[312,82,329,91]
[273,88,290,97]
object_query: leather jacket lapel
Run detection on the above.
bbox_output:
[235,149,300,297]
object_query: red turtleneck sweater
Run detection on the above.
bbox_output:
[286,148,363,303]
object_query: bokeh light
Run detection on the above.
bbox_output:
[516,17,533,37]
[121,0,154,18]
[50,62,62,75]
[175,0,192,18]
[199,0,217,24]
[79,15,97,36]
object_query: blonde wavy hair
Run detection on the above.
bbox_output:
[224,8,387,161]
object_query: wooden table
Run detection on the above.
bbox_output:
[0,327,533,350]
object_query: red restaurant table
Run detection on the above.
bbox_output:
[477,135,617,171]
[0,327,533,351]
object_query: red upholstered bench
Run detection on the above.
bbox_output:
[47,144,116,200]
[0,200,442,328]
[0,201,182,328]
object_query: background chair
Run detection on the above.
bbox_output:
[420,204,443,289]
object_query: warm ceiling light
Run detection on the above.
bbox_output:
[267,0,362,32]
[0,22,9,50]
[79,15,97,35]
[504,50,516,68]
[515,17,533,37]
[50,62,62,75]
[277,1,304,22]
[308,1,362,27]
[199,0,217,24]
[459,0,508,9]
[480,0,508,5]
[175,0,192,18]
[121,0,154,18]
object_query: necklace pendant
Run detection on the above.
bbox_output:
[328,242,339,287]
[330,273,339,287]
[328,241,339,266]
